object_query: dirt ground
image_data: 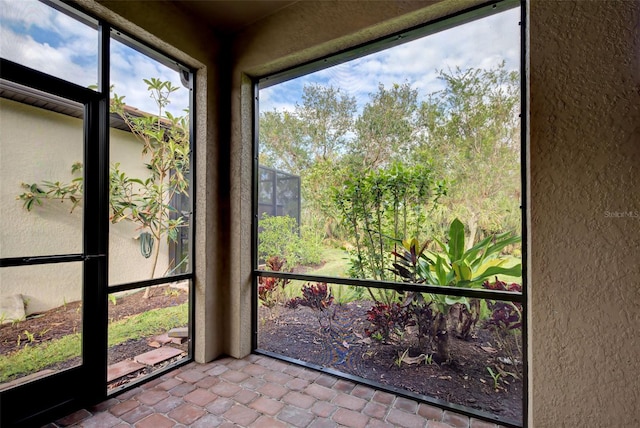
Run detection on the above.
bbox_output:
[258,300,523,425]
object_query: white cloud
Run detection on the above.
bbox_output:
[259,6,521,114]
[0,0,189,117]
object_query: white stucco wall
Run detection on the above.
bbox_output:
[0,98,169,314]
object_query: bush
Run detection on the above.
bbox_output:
[258,213,322,267]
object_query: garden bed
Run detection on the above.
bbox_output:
[258,300,522,424]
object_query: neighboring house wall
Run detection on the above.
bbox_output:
[0,97,168,315]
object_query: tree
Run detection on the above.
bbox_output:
[416,63,521,245]
[259,84,357,241]
[18,78,190,297]
[349,82,418,170]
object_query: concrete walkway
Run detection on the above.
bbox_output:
[44,354,506,428]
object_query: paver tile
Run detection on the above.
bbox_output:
[257,382,289,399]
[419,403,444,421]
[206,397,235,415]
[176,368,207,383]
[234,388,259,404]
[363,401,388,419]
[223,404,260,426]
[210,380,242,397]
[372,390,395,405]
[387,408,427,428]
[332,393,367,411]
[311,400,337,418]
[152,396,184,413]
[286,377,310,391]
[250,415,289,428]
[249,396,285,416]
[120,405,154,424]
[394,396,418,413]
[168,403,206,425]
[277,405,316,427]
[135,347,183,366]
[443,410,470,428]
[470,418,498,428]
[306,383,337,401]
[221,369,250,383]
[134,413,175,428]
[183,388,217,406]
[107,360,145,382]
[428,422,457,428]
[190,413,225,427]
[136,390,169,406]
[195,375,220,389]
[110,399,140,417]
[332,407,369,428]
[168,382,196,397]
[76,411,122,428]
[241,364,267,376]
[283,390,316,409]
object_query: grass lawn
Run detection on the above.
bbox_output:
[0,303,188,383]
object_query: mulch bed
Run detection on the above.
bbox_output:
[258,301,523,425]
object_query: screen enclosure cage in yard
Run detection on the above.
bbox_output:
[258,165,301,224]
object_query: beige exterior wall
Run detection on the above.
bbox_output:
[48,0,640,425]
[528,1,640,426]
[0,98,169,314]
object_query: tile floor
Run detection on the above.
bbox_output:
[44,354,506,428]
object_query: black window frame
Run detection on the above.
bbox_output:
[0,0,197,421]
[251,1,527,427]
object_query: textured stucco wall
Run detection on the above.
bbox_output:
[81,0,225,363]
[529,1,640,426]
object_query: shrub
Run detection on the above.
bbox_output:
[258,214,322,267]
[364,301,413,342]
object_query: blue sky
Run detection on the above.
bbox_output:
[0,0,189,116]
[0,1,518,118]
[260,6,520,114]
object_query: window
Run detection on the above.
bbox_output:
[254,1,525,426]
[0,0,195,406]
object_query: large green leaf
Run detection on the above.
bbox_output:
[448,218,466,261]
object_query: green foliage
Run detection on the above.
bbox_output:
[258,214,321,267]
[333,162,445,281]
[18,78,190,280]
[371,218,522,362]
[416,63,521,244]
[487,366,502,390]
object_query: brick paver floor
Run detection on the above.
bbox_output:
[43,354,507,428]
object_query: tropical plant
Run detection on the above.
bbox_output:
[483,278,523,379]
[383,218,521,362]
[287,282,335,329]
[257,256,291,310]
[364,301,413,343]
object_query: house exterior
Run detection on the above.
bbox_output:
[0,90,173,315]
